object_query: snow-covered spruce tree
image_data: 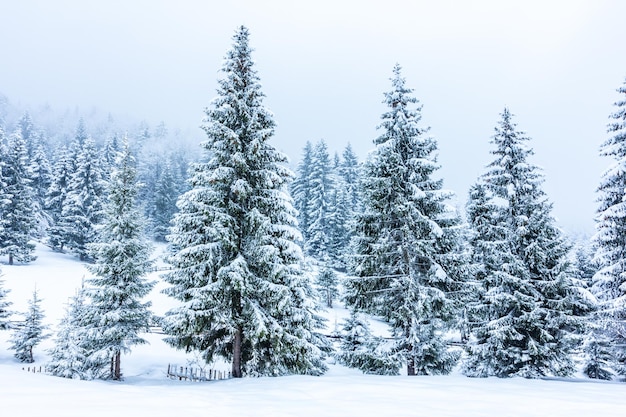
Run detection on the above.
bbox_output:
[151,162,179,242]
[291,141,314,243]
[344,65,465,376]
[61,137,107,261]
[339,143,362,211]
[315,267,339,308]
[306,140,335,261]
[326,185,352,269]
[0,131,37,265]
[45,145,73,251]
[336,310,398,375]
[593,77,626,377]
[0,275,12,330]
[570,243,613,380]
[82,143,154,380]
[10,288,48,363]
[47,286,90,379]
[163,26,327,378]
[463,109,588,378]
[29,143,53,235]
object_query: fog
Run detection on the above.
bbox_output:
[2,0,626,235]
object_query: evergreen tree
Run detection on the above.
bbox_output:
[164,26,327,378]
[336,310,397,375]
[151,161,179,241]
[0,131,37,265]
[45,145,73,251]
[315,267,339,308]
[10,288,48,363]
[291,141,314,243]
[339,143,362,210]
[61,137,107,261]
[463,109,588,378]
[29,143,52,203]
[593,77,626,377]
[82,143,154,380]
[344,65,464,376]
[47,286,90,379]
[0,276,12,330]
[17,112,36,157]
[326,186,352,268]
[306,140,335,260]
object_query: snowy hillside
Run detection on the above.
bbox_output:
[0,244,625,417]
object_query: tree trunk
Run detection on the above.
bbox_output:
[407,355,416,376]
[8,253,13,266]
[113,350,121,380]
[407,338,416,376]
[232,327,243,378]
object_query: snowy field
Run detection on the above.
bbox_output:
[0,244,625,417]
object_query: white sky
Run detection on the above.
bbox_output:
[1,0,626,235]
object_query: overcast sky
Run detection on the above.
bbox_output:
[1,0,626,236]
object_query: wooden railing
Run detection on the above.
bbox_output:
[166,364,231,381]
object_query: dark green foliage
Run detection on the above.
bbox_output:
[10,289,48,363]
[345,65,465,375]
[336,311,398,375]
[315,268,339,308]
[0,131,37,264]
[163,26,327,378]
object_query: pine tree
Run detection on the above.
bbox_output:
[82,143,154,380]
[0,131,37,265]
[17,112,36,157]
[45,145,73,251]
[0,275,12,330]
[315,267,339,308]
[164,26,327,378]
[47,286,90,379]
[463,109,588,378]
[10,288,48,363]
[336,310,398,375]
[61,137,107,261]
[151,161,179,241]
[306,140,335,260]
[593,77,626,377]
[339,143,362,210]
[344,65,464,376]
[326,186,352,268]
[291,141,314,243]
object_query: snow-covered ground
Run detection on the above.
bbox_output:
[0,244,624,417]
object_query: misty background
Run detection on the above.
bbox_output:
[1,0,626,236]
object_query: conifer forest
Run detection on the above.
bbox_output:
[2,24,626,389]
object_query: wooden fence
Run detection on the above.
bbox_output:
[22,366,45,373]
[167,364,231,382]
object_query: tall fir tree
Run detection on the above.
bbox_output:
[339,143,362,210]
[163,26,327,378]
[0,131,37,265]
[593,77,626,377]
[344,65,465,376]
[463,109,588,378]
[291,141,314,244]
[61,137,107,261]
[306,140,335,260]
[45,145,73,251]
[10,288,48,363]
[151,161,179,241]
[82,143,154,380]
